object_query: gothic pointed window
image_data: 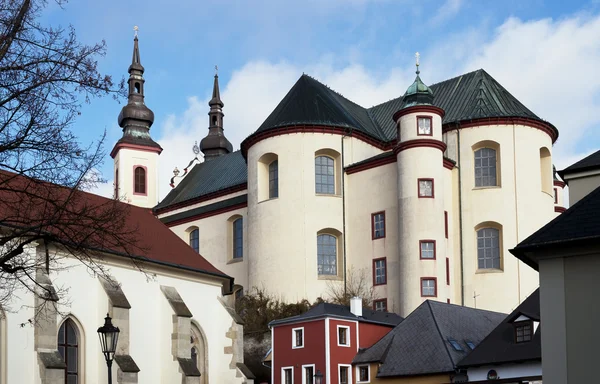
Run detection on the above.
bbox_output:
[58,319,79,384]
[134,166,146,194]
[191,324,208,383]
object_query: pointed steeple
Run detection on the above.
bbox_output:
[400,52,435,109]
[114,31,161,153]
[200,68,233,160]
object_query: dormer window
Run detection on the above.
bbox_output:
[515,321,533,343]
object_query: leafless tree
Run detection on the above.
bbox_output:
[0,0,141,311]
[326,267,378,308]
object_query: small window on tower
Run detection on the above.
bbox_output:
[417,116,432,135]
[212,116,217,126]
[134,166,146,194]
[418,178,434,198]
[134,82,140,93]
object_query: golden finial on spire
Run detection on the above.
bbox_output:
[133,25,139,38]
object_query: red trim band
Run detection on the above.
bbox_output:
[155,183,248,215]
[393,105,446,121]
[444,117,558,143]
[394,139,447,154]
[165,202,248,227]
[443,158,455,170]
[555,206,566,213]
[346,154,396,174]
[111,142,163,158]
[553,180,566,188]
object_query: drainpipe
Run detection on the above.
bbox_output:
[341,130,351,298]
[457,126,465,306]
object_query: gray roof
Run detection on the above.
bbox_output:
[155,151,247,211]
[458,289,541,368]
[510,184,600,271]
[269,302,403,328]
[353,301,505,377]
[558,149,600,178]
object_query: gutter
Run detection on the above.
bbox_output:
[457,127,465,305]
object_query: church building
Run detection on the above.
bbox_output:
[119,41,565,316]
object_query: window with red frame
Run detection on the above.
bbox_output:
[444,211,448,238]
[373,258,386,285]
[134,166,146,194]
[446,257,450,285]
[417,116,432,135]
[372,212,385,239]
[418,178,434,198]
[421,278,437,297]
[373,299,387,312]
[420,240,436,259]
[554,187,558,204]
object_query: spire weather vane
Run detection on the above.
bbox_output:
[133,25,139,37]
[215,65,218,75]
[415,52,420,74]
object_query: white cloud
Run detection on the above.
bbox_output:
[431,0,464,25]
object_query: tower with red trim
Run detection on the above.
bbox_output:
[393,56,448,314]
[111,32,162,208]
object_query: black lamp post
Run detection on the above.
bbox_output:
[314,369,324,384]
[97,313,120,384]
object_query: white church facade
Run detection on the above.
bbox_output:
[150,56,566,317]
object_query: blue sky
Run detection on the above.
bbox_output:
[42,0,600,198]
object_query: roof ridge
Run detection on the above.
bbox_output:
[427,300,456,367]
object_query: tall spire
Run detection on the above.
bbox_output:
[115,28,161,152]
[200,67,233,161]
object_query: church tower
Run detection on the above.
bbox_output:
[200,71,233,160]
[110,30,162,208]
[394,54,447,315]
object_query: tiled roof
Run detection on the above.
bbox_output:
[155,151,247,210]
[558,149,600,177]
[353,301,505,377]
[268,302,403,327]
[458,289,541,367]
[0,170,230,283]
[510,184,600,270]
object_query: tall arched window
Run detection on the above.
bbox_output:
[269,160,278,198]
[474,148,497,187]
[189,228,199,253]
[191,323,208,384]
[317,234,337,275]
[233,218,243,259]
[540,147,552,194]
[58,319,79,383]
[477,227,501,269]
[134,166,146,194]
[315,156,335,194]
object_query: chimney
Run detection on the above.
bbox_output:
[350,297,362,317]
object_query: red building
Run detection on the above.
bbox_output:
[269,298,402,384]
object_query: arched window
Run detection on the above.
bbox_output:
[212,116,218,126]
[233,218,243,259]
[315,156,335,194]
[269,160,278,198]
[134,82,140,93]
[540,147,552,194]
[474,148,497,187]
[134,166,146,194]
[58,318,79,383]
[317,234,337,275]
[477,227,501,269]
[191,323,208,383]
[189,228,199,253]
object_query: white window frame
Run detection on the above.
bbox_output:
[302,364,315,384]
[337,325,350,347]
[282,366,294,384]
[356,364,370,383]
[292,327,304,349]
[338,364,352,384]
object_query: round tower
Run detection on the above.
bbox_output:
[394,54,447,315]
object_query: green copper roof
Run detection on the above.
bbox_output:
[400,73,435,108]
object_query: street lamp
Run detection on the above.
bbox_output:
[97,313,120,384]
[314,369,324,384]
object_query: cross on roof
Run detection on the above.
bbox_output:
[134,25,139,37]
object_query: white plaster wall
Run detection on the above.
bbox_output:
[246,134,382,301]
[3,255,243,384]
[169,206,249,292]
[114,148,160,208]
[565,172,600,206]
[467,361,542,381]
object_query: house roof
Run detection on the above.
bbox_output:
[510,184,600,271]
[352,301,505,377]
[0,170,231,286]
[155,151,247,211]
[458,289,541,368]
[268,302,403,328]
[558,149,600,179]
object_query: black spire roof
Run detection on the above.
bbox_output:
[114,35,161,153]
[200,73,233,160]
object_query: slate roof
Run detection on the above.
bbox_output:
[268,302,403,328]
[510,184,600,271]
[458,289,541,367]
[558,149,600,178]
[352,301,505,377]
[155,151,247,211]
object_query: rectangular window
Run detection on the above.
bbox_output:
[337,326,350,347]
[421,278,437,297]
[371,212,385,239]
[418,178,434,198]
[303,365,315,384]
[339,365,351,384]
[444,211,448,238]
[417,116,432,136]
[554,187,558,204]
[373,258,386,285]
[420,240,436,259]
[515,321,533,343]
[373,299,387,312]
[446,257,450,285]
[283,367,294,384]
[292,327,304,348]
[357,365,369,383]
